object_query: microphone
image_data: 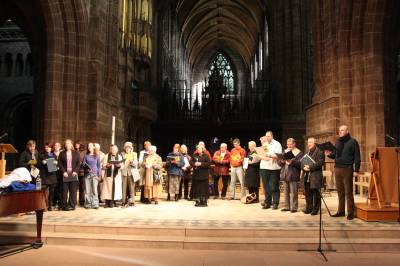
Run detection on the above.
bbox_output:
[386,134,396,142]
[0,133,8,140]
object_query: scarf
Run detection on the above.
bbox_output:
[337,133,351,157]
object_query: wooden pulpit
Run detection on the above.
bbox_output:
[355,147,399,221]
[0,143,18,178]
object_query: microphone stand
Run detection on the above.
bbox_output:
[396,147,400,223]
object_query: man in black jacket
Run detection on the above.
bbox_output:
[326,125,361,220]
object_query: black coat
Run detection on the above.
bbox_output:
[190,153,211,181]
[39,153,58,185]
[301,147,324,189]
[58,150,81,182]
[245,151,260,188]
[278,149,304,182]
[19,150,40,170]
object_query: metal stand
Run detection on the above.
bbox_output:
[396,148,400,223]
[298,189,336,262]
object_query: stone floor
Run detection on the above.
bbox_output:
[0,192,398,229]
[1,245,400,266]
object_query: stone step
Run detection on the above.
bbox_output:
[0,230,400,252]
[1,222,400,239]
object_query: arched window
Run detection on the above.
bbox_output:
[208,52,235,91]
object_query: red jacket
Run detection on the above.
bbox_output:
[212,150,231,176]
[194,149,211,160]
[230,147,246,167]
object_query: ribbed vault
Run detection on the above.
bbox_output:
[176,0,265,67]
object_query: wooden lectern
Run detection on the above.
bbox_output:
[0,143,18,178]
[355,147,399,221]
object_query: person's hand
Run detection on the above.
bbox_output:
[54,160,58,165]
[42,160,47,165]
[72,172,78,177]
[106,163,112,168]
[354,172,360,177]
[303,165,310,172]
[195,162,201,166]
[171,159,176,164]
[324,150,332,156]
[285,160,291,165]
[63,172,68,178]
[117,163,122,168]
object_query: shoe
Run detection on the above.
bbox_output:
[272,205,278,210]
[347,214,354,220]
[154,201,158,205]
[175,195,179,201]
[332,212,345,217]
[93,206,99,209]
[253,199,259,203]
[261,202,265,207]
[62,207,71,211]
[144,199,151,204]
[262,204,271,209]
[281,208,290,212]
[227,197,234,201]
[302,209,312,214]
[290,210,297,213]
[47,207,53,211]
[311,210,319,215]
[213,196,219,200]
[194,200,200,207]
[167,194,171,201]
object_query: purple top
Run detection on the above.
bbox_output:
[83,154,101,177]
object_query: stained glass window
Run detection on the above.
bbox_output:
[208,52,235,91]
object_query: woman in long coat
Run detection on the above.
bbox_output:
[191,145,211,207]
[101,144,124,208]
[244,141,261,203]
[142,145,162,204]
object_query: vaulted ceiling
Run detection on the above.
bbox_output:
[176,0,265,68]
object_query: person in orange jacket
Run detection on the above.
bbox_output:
[227,138,246,200]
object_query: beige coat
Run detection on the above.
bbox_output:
[101,153,124,200]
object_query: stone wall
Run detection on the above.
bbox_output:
[307,0,400,171]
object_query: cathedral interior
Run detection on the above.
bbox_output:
[0,0,399,170]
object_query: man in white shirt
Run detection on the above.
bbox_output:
[258,131,282,209]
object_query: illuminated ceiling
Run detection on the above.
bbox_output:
[176,0,265,67]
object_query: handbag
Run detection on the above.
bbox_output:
[153,170,162,183]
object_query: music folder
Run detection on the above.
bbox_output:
[46,158,58,173]
[317,142,336,152]
[300,154,316,166]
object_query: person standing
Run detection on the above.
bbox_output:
[101,145,124,208]
[53,142,63,209]
[191,145,211,207]
[178,144,192,200]
[244,141,261,203]
[142,146,162,205]
[301,137,324,215]
[39,143,58,211]
[326,125,361,220]
[121,142,138,207]
[258,131,282,210]
[82,143,101,209]
[19,140,40,182]
[227,138,246,200]
[212,143,231,199]
[278,138,303,213]
[139,141,152,203]
[58,139,81,211]
[74,141,86,207]
[166,144,185,201]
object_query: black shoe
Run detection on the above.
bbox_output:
[290,210,298,213]
[175,195,179,201]
[302,209,312,214]
[272,205,278,210]
[62,207,71,211]
[262,204,271,209]
[332,212,345,217]
[194,200,200,207]
[347,214,354,220]
[281,208,290,212]
[311,210,319,215]
[167,194,171,201]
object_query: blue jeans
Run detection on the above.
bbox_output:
[84,175,99,208]
[260,169,280,206]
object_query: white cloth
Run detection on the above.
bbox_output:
[260,139,282,170]
[0,167,32,188]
